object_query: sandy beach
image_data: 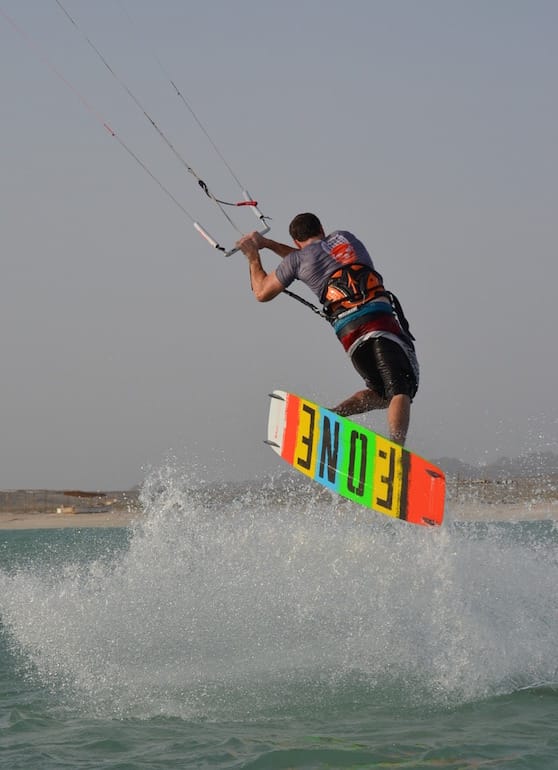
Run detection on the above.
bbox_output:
[0,500,557,530]
[0,488,141,530]
[448,500,558,522]
[0,477,556,530]
[0,509,141,530]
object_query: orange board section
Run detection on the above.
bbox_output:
[404,454,446,526]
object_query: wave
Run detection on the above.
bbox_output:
[1,462,558,719]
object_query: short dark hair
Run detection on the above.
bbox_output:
[288,212,323,242]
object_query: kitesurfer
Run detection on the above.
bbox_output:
[236,213,418,445]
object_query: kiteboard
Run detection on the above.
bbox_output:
[266,390,445,527]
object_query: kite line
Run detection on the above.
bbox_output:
[2,3,320,318]
[1,2,270,255]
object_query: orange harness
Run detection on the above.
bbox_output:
[320,263,387,319]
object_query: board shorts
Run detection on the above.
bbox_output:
[349,336,419,401]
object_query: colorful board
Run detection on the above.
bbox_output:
[266,390,445,527]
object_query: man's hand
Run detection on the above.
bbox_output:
[236,232,263,259]
[236,231,294,260]
[250,231,268,249]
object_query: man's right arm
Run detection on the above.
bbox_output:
[236,234,286,302]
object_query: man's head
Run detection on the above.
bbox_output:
[288,213,324,244]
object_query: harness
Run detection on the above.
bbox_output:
[320,263,388,320]
[320,262,416,346]
[278,262,416,347]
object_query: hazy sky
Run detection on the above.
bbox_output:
[1,0,556,489]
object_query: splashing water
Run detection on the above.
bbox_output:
[1,463,558,719]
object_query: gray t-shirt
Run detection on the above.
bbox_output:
[275,230,377,300]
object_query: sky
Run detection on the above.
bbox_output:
[0,0,557,490]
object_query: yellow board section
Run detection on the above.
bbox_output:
[293,398,320,479]
[371,435,405,520]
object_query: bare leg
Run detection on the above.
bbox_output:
[332,389,411,446]
[387,394,410,446]
[331,388,388,416]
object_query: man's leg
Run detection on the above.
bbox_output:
[332,390,410,445]
[331,388,388,417]
[387,393,410,446]
[333,337,416,444]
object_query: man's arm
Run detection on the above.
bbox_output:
[237,234,286,302]
[250,231,297,259]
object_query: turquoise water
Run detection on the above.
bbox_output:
[1,470,558,768]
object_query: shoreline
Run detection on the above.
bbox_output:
[0,501,557,531]
[0,510,140,530]
[448,500,558,522]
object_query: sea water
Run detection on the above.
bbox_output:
[1,466,558,769]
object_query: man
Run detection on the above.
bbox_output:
[236,213,418,445]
